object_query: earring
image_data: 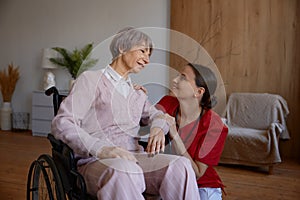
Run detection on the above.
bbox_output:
[194,94,197,97]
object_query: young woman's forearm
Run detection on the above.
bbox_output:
[171,135,205,178]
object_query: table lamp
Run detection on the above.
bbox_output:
[42,48,58,90]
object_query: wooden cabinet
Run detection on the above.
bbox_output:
[31,90,68,136]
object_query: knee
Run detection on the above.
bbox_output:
[169,156,194,175]
[175,156,192,167]
[99,159,145,190]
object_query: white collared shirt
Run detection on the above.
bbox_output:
[101,65,132,97]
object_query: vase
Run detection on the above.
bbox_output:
[1,102,12,131]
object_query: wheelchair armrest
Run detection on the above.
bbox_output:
[47,134,64,153]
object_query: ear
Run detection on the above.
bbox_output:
[194,87,205,98]
[118,47,125,54]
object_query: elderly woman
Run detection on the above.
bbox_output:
[51,27,200,199]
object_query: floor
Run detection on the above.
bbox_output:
[0,131,300,200]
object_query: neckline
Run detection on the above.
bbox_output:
[175,106,204,129]
[175,107,204,144]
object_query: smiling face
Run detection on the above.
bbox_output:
[110,27,153,76]
[172,65,204,100]
[120,44,151,74]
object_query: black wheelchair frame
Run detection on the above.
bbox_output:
[26,86,95,200]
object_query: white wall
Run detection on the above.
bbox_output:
[0,0,170,128]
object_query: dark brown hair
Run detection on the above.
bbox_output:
[187,63,217,109]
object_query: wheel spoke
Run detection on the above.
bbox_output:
[26,154,66,200]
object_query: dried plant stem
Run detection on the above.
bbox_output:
[0,63,20,102]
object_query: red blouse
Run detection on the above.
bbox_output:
[156,95,228,189]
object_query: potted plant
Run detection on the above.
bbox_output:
[49,43,98,80]
[0,63,20,130]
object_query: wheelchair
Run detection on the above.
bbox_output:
[27,86,95,200]
[26,86,170,200]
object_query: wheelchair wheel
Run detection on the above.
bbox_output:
[27,154,66,200]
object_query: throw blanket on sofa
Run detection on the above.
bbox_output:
[220,93,290,166]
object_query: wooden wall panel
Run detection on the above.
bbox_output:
[170,0,300,160]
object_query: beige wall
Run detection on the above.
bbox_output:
[170,0,300,160]
[0,0,170,125]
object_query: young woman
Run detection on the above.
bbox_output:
[156,63,228,200]
[51,28,200,199]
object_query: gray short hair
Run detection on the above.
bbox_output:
[110,27,153,60]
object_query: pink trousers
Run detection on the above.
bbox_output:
[78,153,200,200]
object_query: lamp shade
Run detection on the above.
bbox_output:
[42,48,58,69]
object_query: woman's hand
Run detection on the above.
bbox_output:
[146,127,165,156]
[133,83,148,94]
[97,146,138,163]
[164,113,179,140]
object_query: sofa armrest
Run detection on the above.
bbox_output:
[269,122,285,139]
